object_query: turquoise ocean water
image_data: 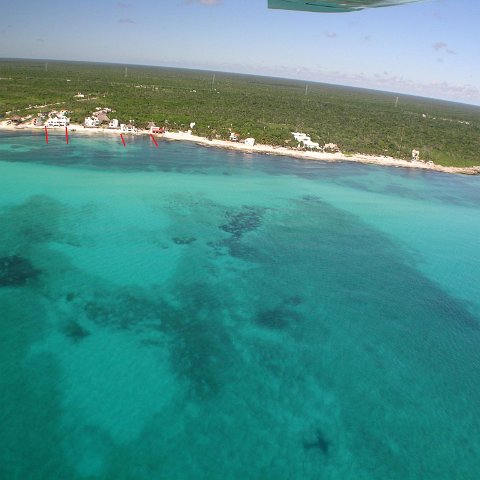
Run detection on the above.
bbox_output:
[1,131,480,479]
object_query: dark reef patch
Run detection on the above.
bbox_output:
[223,238,257,260]
[83,291,164,331]
[0,255,39,287]
[284,295,303,306]
[303,429,330,455]
[255,306,300,330]
[65,292,76,302]
[163,282,238,398]
[172,236,196,245]
[63,320,90,342]
[220,207,262,240]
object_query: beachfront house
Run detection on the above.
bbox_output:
[412,149,420,161]
[147,122,165,134]
[108,119,119,129]
[292,131,321,149]
[292,132,320,150]
[96,112,110,123]
[303,140,320,149]
[147,122,158,133]
[229,132,239,142]
[10,115,22,124]
[244,138,255,147]
[120,123,137,134]
[84,116,99,128]
[292,132,311,143]
[323,143,339,152]
[45,115,70,128]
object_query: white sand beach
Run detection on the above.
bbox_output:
[1,121,479,175]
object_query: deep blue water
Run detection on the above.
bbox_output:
[1,131,480,479]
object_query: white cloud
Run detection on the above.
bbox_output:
[433,41,447,50]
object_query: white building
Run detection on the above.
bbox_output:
[292,132,311,142]
[323,143,339,152]
[84,117,99,128]
[412,149,420,161]
[45,116,70,128]
[244,138,255,147]
[108,119,119,129]
[120,123,137,134]
[303,140,320,149]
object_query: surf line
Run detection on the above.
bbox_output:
[120,133,126,147]
[150,134,158,148]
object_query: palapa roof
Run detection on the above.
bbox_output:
[96,112,110,122]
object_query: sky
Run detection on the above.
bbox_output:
[1,0,479,105]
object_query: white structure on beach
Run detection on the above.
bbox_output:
[412,149,420,161]
[95,112,110,123]
[244,138,255,147]
[292,132,320,149]
[292,132,310,142]
[324,143,340,152]
[189,122,196,129]
[108,119,119,129]
[45,115,70,127]
[303,140,320,149]
[120,123,138,134]
[84,116,99,128]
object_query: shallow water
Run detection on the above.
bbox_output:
[1,132,480,479]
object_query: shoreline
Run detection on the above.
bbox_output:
[1,122,479,175]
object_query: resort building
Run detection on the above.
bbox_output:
[45,116,70,127]
[412,149,420,161]
[108,119,119,129]
[95,112,110,123]
[84,116,99,128]
[244,138,255,147]
[324,143,340,152]
[292,132,321,149]
[292,131,321,149]
[120,123,138,134]
[292,132,311,142]
[303,140,320,149]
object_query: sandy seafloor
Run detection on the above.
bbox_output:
[1,131,480,479]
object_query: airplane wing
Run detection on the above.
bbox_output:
[268,0,421,13]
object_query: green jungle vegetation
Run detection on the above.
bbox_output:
[1,59,479,167]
